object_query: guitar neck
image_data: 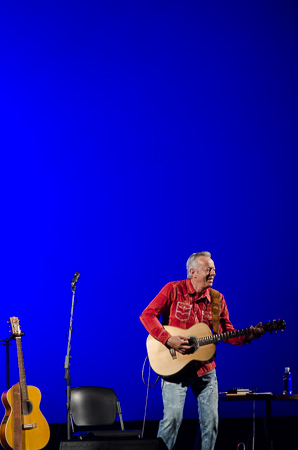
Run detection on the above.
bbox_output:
[16,337,29,412]
[199,327,250,346]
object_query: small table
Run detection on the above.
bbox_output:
[219,394,298,450]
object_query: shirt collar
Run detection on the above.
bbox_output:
[186,278,196,295]
[199,289,211,303]
[186,279,211,302]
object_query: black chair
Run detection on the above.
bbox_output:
[70,386,141,440]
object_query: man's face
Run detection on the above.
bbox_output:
[191,256,216,289]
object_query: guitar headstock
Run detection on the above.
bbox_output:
[262,319,286,333]
[9,316,25,338]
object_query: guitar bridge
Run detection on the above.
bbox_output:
[22,423,37,430]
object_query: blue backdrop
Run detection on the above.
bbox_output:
[0,0,297,424]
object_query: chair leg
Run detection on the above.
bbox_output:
[117,400,125,430]
[70,414,75,435]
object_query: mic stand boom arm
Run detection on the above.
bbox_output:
[64,286,76,441]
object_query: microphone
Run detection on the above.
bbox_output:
[71,272,80,289]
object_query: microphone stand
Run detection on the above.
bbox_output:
[64,285,76,440]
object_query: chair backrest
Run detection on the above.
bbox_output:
[70,386,118,427]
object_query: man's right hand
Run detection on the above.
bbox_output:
[166,336,193,355]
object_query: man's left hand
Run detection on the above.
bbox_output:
[247,322,265,341]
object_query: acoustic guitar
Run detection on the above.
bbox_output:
[0,317,50,450]
[146,319,286,377]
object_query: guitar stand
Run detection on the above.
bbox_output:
[0,335,14,390]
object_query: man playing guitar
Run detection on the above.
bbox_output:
[140,251,264,450]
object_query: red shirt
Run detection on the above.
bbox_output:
[140,279,249,377]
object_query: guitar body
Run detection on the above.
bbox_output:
[146,323,216,377]
[0,385,50,450]
[146,319,286,377]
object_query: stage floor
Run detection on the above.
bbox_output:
[45,417,297,450]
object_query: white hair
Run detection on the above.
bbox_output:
[186,252,211,278]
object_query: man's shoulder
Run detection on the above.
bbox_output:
[160,279,192,296]
[162,279,187,290]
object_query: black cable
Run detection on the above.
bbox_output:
[141,356,160,439]
[142,356,160,388]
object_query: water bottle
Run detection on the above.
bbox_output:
[283,367,292,395]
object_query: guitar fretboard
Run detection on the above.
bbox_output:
[16,337,29,413]
[198,328,249,346]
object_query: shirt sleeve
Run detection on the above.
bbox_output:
[219,294,250,345]
[139,283,173,345]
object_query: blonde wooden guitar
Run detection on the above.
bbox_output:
[0,317,50,450]
[146,320,286,377]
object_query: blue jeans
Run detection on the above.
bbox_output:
[157,369,218,450]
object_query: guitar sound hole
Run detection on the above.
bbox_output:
[188,336,199,353]
[22,400,33,415]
